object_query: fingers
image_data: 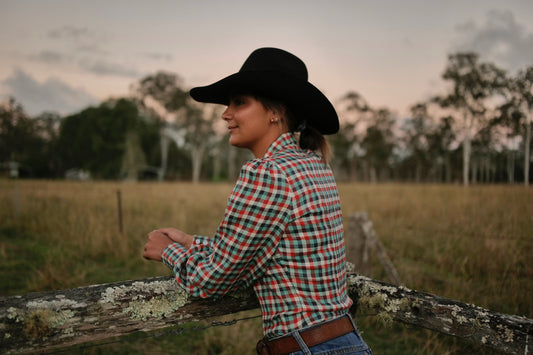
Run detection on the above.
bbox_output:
[143,231,173,261]
[143,228,194,262]
[155,228,193,248]
[157,228,180,239]
[147,229,166,241]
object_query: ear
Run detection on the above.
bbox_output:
[268,106,286,121]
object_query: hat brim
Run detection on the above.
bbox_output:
[190,71,339,135]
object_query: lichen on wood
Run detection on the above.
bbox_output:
[98,278,190,320]
[0,276,259,354]
[347,274,533,354]
[1,272,531,354]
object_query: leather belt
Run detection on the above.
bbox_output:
[256,315,354,355]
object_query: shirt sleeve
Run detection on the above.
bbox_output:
[161,160,293,298]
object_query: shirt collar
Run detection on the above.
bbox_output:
[263,133,298,159]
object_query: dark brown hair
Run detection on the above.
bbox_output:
[254,95,331,163]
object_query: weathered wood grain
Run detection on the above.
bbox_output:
[0,276,259,354]
[1,272,531,354]
[350,274,532,354]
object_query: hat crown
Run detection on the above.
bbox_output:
[190,47,339,134]
[239,48,308,81]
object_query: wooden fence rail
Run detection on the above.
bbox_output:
[1,270,532,354]
[2,213,532,354]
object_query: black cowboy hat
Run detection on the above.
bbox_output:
[189,47,339,135]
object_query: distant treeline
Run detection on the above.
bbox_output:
[1,52,531,185]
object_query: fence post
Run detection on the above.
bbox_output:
[346,212,371,276]
[346,212,401,285]
[116,189,124,236]
[13,182,19,219]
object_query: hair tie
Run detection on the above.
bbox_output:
[296,121,307,132]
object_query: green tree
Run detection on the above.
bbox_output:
[0,98,31,170]
[33,112,62,177]
[332,91,373,180]
[401,103,434,182]
[498,66,533,186]
[134,71,188,112]
[0,98,54,177]
[133,72,218,182]
[427,115,456,183]
[360,108,395,182]
[179,103,219,182]
[329,122,358,180]
[437,52,507,186]
[121,131,147,181]
[57,98,159,179]
[470,121,499,183]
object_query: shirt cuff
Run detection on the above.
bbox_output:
[161,242,188,269]
[192,235,213,247]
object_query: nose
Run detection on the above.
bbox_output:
[221,106,231,121]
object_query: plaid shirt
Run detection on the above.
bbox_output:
[162,133,352,338]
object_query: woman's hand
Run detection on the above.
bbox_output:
[143,228,194,261]
[157,228,194,249]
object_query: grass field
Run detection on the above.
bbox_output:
[1,179,531,354]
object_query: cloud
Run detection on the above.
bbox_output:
[78,58,141,77]
[29,50,140,78]
[143,52,174,61]
[2,69,97,116]
[29,25,142,78]
[453,10,533,71]
[30,50,71,65]
[47,25,106,53]
[48,25,94,40]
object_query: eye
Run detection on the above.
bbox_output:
[230,95,248,106]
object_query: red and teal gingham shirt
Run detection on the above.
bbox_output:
[162,133,352,338]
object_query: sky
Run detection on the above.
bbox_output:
[1,0,532,118]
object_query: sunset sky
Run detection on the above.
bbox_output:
[1,0,532,117]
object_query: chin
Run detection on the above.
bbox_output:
[229,139,241,147]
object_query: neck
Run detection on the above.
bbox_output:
[250,129,287,158]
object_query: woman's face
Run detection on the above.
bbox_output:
[222,94,286,157]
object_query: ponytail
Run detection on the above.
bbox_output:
[298,125,331,164]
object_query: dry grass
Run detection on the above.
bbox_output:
[1,179,531,354]
[0,180,234,292]
[338,183,532,318]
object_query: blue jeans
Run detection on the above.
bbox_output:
[287,316,372,355]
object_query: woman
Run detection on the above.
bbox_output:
[143,47,372,355]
